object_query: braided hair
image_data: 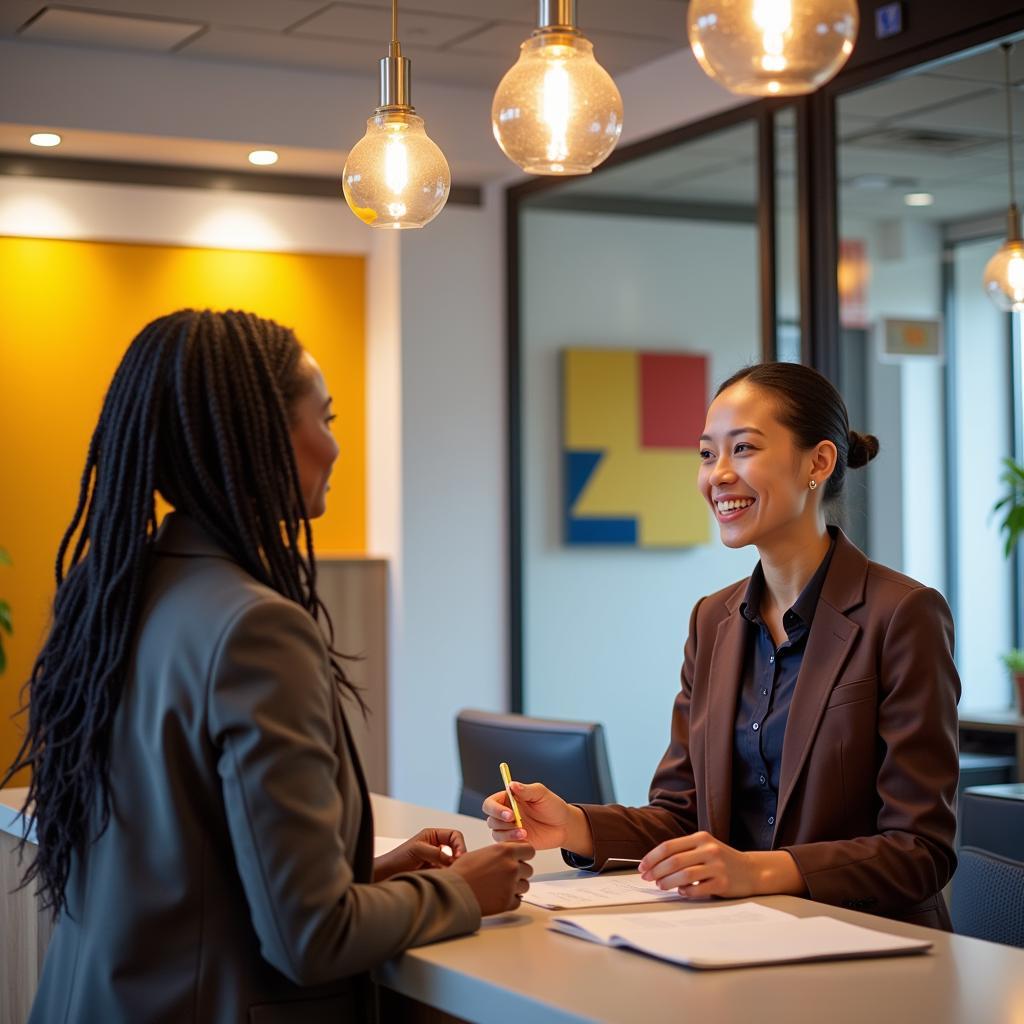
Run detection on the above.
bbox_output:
[2,309,359,914]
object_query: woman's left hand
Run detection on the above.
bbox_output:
[373,828,468,882]
[638,832,759,899]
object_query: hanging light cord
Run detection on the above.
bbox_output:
[1005,42,1017,208]
[392,0,398,48]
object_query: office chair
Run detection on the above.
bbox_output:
[951,847,1024,948]
[455,709,616,818]
[952,784,1024,948]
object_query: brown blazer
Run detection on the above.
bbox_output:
[574,529,961,930]
[30,513,481,1024]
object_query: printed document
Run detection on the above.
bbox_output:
[549,903,932,968]
[523,872,682,909]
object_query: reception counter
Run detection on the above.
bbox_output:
[4,787,1024,1023]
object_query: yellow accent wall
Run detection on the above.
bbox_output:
[0,236,366,782]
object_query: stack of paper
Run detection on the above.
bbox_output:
[523,872,681,910]
[549,903,933,969]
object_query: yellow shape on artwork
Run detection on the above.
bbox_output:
[564,349,637,450]
[574,448,708,547]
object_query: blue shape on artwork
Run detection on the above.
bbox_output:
[566,517,638,544]
[566,450,602,508]
[564,450,638,545]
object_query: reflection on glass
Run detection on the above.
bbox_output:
[774,107,800,361]
[836,36,1024,708]
[518,122,761,802]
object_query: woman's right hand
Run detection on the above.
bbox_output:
[450,842,535,915]
[482,782,593,856]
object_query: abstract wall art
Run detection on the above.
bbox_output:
[562,348,710,548]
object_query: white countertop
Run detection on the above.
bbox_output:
[4,787,1024,1023]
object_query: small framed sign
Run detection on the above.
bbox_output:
[876,317,944,363]
[875,2,903,40]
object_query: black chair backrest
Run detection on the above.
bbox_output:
[951,847,1024,948]
[455,709,616,818]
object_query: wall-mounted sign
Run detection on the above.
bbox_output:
[875,2,904,40]
[877,317,944,362]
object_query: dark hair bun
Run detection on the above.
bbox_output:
[847,430,880,469]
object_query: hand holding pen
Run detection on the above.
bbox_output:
[482,766,596,859]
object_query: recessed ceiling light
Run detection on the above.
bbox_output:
[29,132,61,148]
[248,150,279,167]
[904,192,935,207]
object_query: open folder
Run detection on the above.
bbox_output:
[549,903,932,969]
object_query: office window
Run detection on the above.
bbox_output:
[835,40,1024,709]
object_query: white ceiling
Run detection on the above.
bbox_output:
[546,36,1024,228]
[0,1,689,89]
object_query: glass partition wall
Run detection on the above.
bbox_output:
[831,39,1024,710]
[516,118,766,802]
[507,7,1024,799]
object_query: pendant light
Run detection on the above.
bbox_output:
[687,0,858,97]
[984,43,1024,313]
[491,0,623,176]
[342,0,450,229]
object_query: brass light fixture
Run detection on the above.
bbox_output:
[984,43,1024,313]
[687,0,858,97]
[491,0,623,176]
[342,0,451,229]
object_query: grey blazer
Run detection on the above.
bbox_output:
[30,513,480,1024]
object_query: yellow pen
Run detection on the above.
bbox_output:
[498,761,523,829]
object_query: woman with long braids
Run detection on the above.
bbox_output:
[6,309,534,1023]
[484,362,960,929]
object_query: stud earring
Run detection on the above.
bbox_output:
[808,479,818,491]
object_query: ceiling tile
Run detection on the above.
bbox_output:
[9,0,328,33]
[180,25,509,88]
[838,74,991,123]
[895,88,1016,140]
[450,21,680,76]
[293,4,487,49]
[19,7,203,50]
[315,0,687,36]
[0,2,46,36]
[920,38,1024,87]
[181,26,384,75]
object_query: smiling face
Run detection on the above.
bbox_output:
[697,380,836,551]
[288,350,339,520]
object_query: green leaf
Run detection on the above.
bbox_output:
[0,601,10,634]
[0,548,10,567]
[0,638,5,675]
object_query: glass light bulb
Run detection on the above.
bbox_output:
[688,0,858,97]
[492,31,623,176]
[984,239,1024,313]
[342,110,450,229]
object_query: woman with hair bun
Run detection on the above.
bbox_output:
[484,361,960,929]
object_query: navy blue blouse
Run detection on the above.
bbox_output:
[730,533,837,851]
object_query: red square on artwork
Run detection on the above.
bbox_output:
[639,353,707,448]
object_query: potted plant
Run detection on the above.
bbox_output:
[999,650,1024,714]
[993,458,1024,711]
[0,547,10,675]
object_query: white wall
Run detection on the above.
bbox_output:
[520,210,760,804]
[391,185,507,806]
